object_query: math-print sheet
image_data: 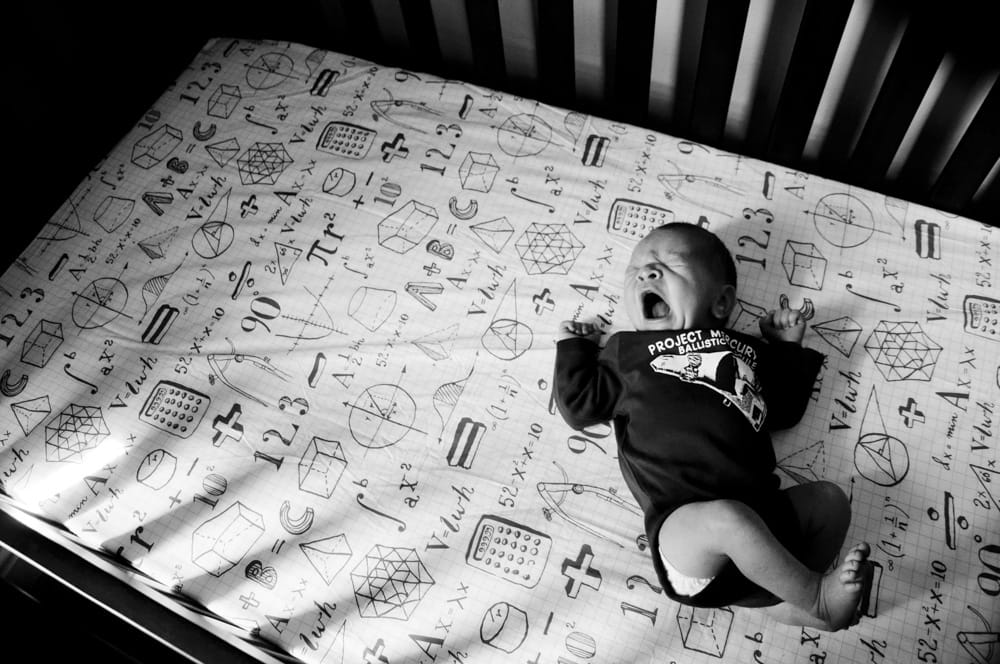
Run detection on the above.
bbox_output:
[0,37,997,664]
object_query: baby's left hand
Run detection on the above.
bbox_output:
[759,306,806,344]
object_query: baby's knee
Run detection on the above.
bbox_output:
[813,481,850,514]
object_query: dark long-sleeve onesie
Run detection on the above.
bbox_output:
[554,328,824,607]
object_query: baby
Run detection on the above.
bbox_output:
[554,222,871,630]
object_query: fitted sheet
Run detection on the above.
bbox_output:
[0,37,997,663]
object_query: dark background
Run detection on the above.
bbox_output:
[8,2,334,272]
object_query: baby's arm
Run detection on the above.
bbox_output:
[553,321,619,429]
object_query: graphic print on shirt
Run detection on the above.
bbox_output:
[648,331,766,431]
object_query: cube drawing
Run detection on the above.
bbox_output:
[378,201,438,254]
[131,125,183,169]
[298,437,347,498]
[207,84,241,119]
[459,152,500,192]
[191,501,265,576]
[21,319,63,368]
[676,605,733,658]
[782,240,827,290]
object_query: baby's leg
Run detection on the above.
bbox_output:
[658,498,870,631]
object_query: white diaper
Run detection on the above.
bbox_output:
[661,552,715,597]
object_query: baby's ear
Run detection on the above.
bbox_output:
[712,284,737,322]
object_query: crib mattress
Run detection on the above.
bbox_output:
[0,38,997,663]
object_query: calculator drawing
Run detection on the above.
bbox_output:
[963,295,999,340]
[316,121,376,159]
[608,198,675,238]
[466,514,551,588]
[140,380,211,438]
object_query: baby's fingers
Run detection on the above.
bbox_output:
[775,308,802,329]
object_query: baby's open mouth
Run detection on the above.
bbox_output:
[642,292,670,319]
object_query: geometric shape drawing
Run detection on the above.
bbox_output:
[465,514,551,588]
[812,316,862,357]
[206,137,240,168]
[970,464,999,511]
[139,380,210,438]
[191,222,235,259]
[300,533,352,585]
[347,384,421,449]
[136,449,177,489]
[776,440,826,485]
[10,395,51,436]
[131,125,183,169]
[20,319,63,368]
[471,217,515,254]
[237,142,294,186]
[482,281,533,361]
[676,605,734,658]
[854,387,909,487]
[43,404,110,463]
[413,323,460,362]
[481,602,528,653]
[864,321,941,381]
[137,226,179,260]
[298,436,347,499]
[245,53,294,90]
[459,152,500,192]
[348,287,397,332]
[813,193,877,248]
[515,223,585,275]
[207,84,241,119]
[497,114,551,157]
[351,545,434,620]
[93,196,135,233]
[274,242,302,285]
[782,240,827,289]
[72,278,129,329]
[378,201,439,254]
[191,501,265,577]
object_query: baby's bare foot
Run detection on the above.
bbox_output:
[813,543,872,631]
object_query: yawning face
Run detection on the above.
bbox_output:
[623,226,734,331]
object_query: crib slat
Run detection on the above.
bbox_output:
[399,0,444,73]
[847,11,945,190]
[765,0,853,166]
[813,0,905,174]
[930,80,1000,215]
[742,0,806,154]
[612,0,658,125]
[464,0,506,88]
[537,0,576,106]
[687,0,750,145]
[968,169,1000,224]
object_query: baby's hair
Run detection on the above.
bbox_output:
[650,222,738,289]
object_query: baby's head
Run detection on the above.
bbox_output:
[623,223,737,331]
